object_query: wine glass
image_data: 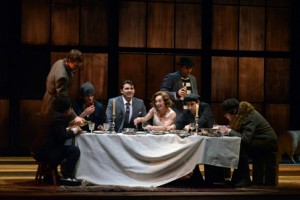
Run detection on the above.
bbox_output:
[88,121,95,133]
[103,123,110,133]
[189,122,196,133]
[142,121,148,132]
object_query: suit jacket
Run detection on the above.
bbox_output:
[40,59,76,120]
[174,102,215,130]
[160,71,198,113]
[31,111,77,164]
[106,96,147,133]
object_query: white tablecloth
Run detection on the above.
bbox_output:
[74,133,240,187]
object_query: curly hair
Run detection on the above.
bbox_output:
[151,91,173,109]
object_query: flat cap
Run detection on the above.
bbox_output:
[184,93,200,103]
[221,98,240,114]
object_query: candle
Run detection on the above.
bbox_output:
[113,98,116,115]
[195,104,199,118]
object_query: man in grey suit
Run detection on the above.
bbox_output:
[160,57,199,119]
[106,80,147,133]
[41,49,85,125]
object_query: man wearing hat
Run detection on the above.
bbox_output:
[220,98,278,187]
[160,57,199,119]
[73,81,103,131]
[167,93,214,131]
[167,93,217,187]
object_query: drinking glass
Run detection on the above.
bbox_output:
[142,121,148,131]
[103,123,110,133]
[189,122,196,132]
[88,122,95,133]
[219,125,226,137]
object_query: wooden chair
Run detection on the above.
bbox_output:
[35,161,58,185]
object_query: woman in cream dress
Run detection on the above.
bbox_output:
[134,91,176,131]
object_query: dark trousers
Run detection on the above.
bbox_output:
[37,145,80,178]
[232,139,277,184]
[204,165,229,185]
[60,145,80,178]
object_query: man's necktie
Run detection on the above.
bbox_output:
[125,102,130,125]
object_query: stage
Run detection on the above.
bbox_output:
[0,157,300,200]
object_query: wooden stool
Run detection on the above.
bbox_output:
[252,152,279,186]
[35,162,58,185]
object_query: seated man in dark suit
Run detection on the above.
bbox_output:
[31,96,82,185]
[168,93,226,187]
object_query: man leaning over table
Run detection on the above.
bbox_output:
[220,98,278,187]
[167,93,226,187]
[106,80,147,133]
[41,49,86,126]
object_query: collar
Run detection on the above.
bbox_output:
[122,96,132,105]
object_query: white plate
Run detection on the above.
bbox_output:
[152,131,165,135]
[93,130,105,134]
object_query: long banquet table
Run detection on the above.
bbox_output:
[74,132,241,187]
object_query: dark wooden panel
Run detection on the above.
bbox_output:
[119,1,146,47]
[265,58,290,103]
[81,0,107,46]
[213,0,238,4]
[51,0,80,45]
[0,49,9,98]
[267,0,291,7]
[119,54,146,99]
[212,5,238,50]
[239,6,265,51]
[147,55,174,100]
[147,2,174,48]
[21,0,50,44]
[265,104,289,136]
[239,0,265,6]
[211,57,238,101]
[175,3,202,49]
[0,100,9,147]
[211,103,228,126]
[239,57,264,102]
[19,100,42,148]
[80,53,108,101]
[266,7,291,52]
[183,56,202,95]
[20,50,49,99]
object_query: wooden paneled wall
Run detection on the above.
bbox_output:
[1,0,294,153]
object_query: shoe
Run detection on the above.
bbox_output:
[60,177,82,186]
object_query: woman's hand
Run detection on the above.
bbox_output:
[134,117,143,125]
[167,124,176,131]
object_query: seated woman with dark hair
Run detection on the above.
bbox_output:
[31,96,83,185]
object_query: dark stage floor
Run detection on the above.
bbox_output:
[0,157,300,200]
